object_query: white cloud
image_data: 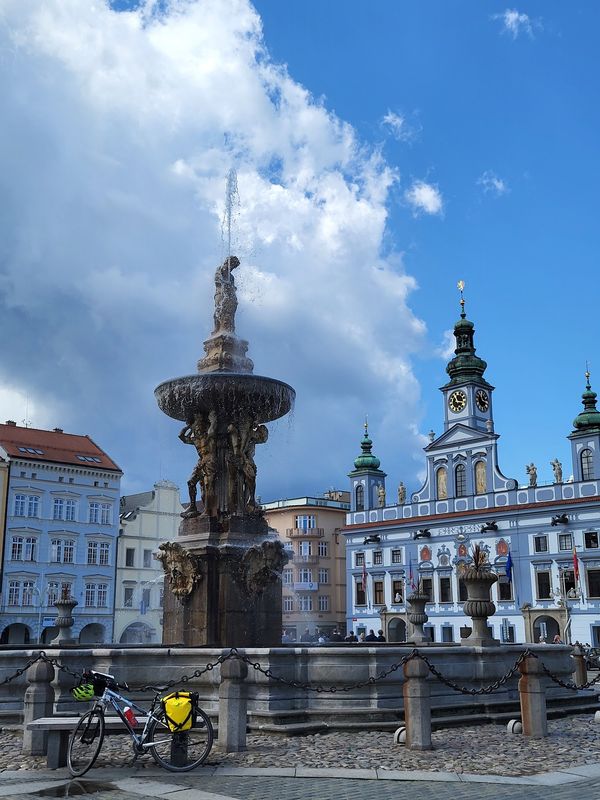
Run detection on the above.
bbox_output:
[404,181,444,216]
[0,0,428,499]
[435,330,456,361]
[381,109,420,142]
[477,170,509,196]
[494,9,536,39]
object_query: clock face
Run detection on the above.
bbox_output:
[476,389,489,412]
[448,390,467,413]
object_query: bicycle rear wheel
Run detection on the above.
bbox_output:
[67,707,105,777]
[147,707,213,772]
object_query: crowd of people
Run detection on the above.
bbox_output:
[281,627,387,644]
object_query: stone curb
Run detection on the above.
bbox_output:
[2,763,600,788]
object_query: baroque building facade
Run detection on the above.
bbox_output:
[116,480,184,643]
[263,491,349,640]
[0,422,122,644]
[344,302,600,646]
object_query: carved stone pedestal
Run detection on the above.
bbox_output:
[161,516,287,648]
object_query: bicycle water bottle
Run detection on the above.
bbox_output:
[123,706,138,726]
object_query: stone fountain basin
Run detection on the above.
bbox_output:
[155,373,295,423]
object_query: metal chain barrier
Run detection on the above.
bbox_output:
[1,646,598,697]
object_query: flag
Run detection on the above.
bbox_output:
[573,547,580,583]
[409,558,416,591]
[505,550,513,583]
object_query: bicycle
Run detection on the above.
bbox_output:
[68,669,214,777]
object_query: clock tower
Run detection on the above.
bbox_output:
[441,288,494,434]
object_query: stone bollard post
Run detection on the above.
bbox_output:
[402,656,432,750]
[518,655,548,738]
[22,658,55,755]
[572,645,587,687]
[218,657,248,752]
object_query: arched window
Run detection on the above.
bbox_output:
[455,464,467,497]
[355,484,364,511]
[436,467,448,500]
[581,448,594,481]
[475,461,487,495]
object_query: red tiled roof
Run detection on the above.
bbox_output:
[0,423,121,472]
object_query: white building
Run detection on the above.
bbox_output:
[116,480,183,644]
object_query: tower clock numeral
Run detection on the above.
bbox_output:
[476,390,489,412]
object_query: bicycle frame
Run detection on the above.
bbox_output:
[96,686,163,752]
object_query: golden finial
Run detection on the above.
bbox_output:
[364,415,369,436]
[586,361,591,389]
[457,280,465,318]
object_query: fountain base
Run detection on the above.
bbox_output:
[161,516,287,647]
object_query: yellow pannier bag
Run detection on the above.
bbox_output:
[161,691,198,733]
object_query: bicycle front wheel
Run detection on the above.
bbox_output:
[67,707,105,777]
[147,707,213,772]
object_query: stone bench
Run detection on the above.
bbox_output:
[27,716,149,769]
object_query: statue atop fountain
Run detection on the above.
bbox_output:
[154,175,295,647]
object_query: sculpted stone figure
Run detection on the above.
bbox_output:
[550,458,563,484]
[156,542,202,600]
[397,481,406,505]
[212,255,240,335]
[526,462,538,488]
[240,421,268,510]
[377,484,386,507]
[241,540,288,596]
[179,410,218,517]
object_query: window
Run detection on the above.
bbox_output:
[373,581,384,605]
[65,499,76,521]
[47,582,72,605]
[141,587,151,611]
[299,568,312,583]
[421,577,433,600]
[392,580,403,603]
[89,503,100,524]
[22,581,34,605]
[143,549,152,568]
[14,494,40,517]
[99,542,110,566]
[558,533,573,551]
[295,514,316,530]
[585,531,599,549]
[373,551,383,565]
[318,595,329,612]
[283,596,294,612]
[7,580,35,606]
[10,536,37,561]
[8,581,20,606]
[14,495,26,516]
[587,569,600,598]
[355,484,364,511]
[475,461,487,494]
[441,626,454,643]
[100,504,111,525]
[439,576,452,603]
[391,549,403,564]
[85,583,108,607]
[318,568,329,583]
[436,467,448,500]
[498,578,513,601]
[536,571,552,600]
[53,498,64,520]
[562,569,576,595]
[87,541,98,565]
[534,535,548,553]
[283,569,293,585]
[298,595,312,612]
[355,582,366,605]
[125,548,135,567]
[355,552,364,567]
[455,464,467,497]
[299,541,313,557]
[51,539,74,563]
[124,588,134,608]
[318,541,328,557]
[581,448,594,480]
[458,579,468,602]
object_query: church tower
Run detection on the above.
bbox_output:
[348,421,387,512]
[568,370,600,482]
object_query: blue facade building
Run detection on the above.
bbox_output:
[344,300,600,646]
[0,421,122,644]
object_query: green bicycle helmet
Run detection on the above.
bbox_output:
[71,683,95,701]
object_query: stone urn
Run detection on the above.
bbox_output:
[50,594,78,646]
[407,589,430,645]
[460,552,499,647]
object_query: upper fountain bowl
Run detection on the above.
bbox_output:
[155,372,295,424]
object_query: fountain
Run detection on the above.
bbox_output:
[155,171,295,647]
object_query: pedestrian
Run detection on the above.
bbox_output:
[358,631,366,642]
[376,629,386,642]
[553,634,563,644]
[365,629,377,642]
[300,627,313,643]
[344,631,358,642]
[329,629,343,642]
[538,634,546,643]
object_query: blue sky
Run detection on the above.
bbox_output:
[1,1,598,499]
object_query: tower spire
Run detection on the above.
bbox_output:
[573,366,600,431]
[444,282,489,387]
